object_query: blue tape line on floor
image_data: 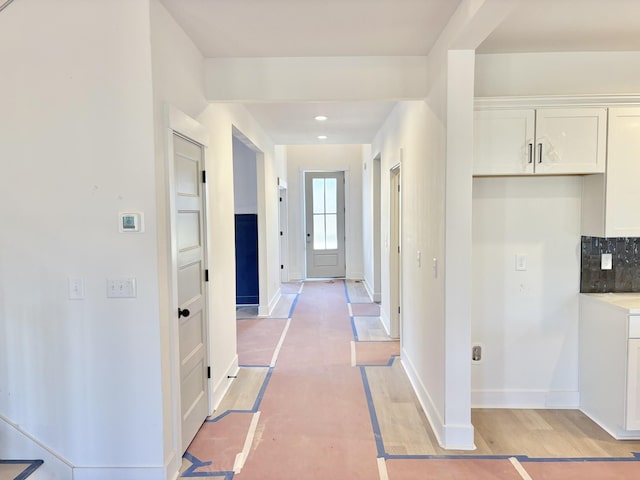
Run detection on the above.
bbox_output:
[287,293,300,318]
[343,279,352,303]
[359,366,386,457]
[181,452,234,478]
[350,315,359,341]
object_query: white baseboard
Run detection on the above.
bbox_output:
[362,278,381,303]
[263,288,282,317]
[72,467,165,480]
[379,308,391,336]
[163,450,180,480]
[0,414,73,479]
[289,271,304,281]
[210,355,239,413]
[401,350,475,451]
[471,389,580,409]
[579,407,640,440]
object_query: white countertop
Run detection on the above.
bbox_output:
[582,293,640,315]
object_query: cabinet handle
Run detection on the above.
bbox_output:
[528,143,533,164]
[538,143,543,164]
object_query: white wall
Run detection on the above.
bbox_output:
[285,145,364,280]
[475,52,640,97]
[233,136,258,214]
[472,176,581,407]
[371,99,450,442]
[205,56,428,102]
[0,0,165,477]
[369,51,477,452]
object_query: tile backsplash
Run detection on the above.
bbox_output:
[581,236,640,293]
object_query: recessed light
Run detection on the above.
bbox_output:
[317,135,328,140]
[314,115,328,122]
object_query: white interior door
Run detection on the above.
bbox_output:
[173,133,209,452]
[305,171,346,278]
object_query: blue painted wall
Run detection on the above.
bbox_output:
[235,214,259,304]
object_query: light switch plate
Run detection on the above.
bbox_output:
[515,254,527,271]
[68,278,85,300]
[107,277,137,298]
[601,253,613,270]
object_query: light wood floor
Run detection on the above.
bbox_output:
[353,316,390,341]
[366,358,640,458]
[212,367,268,416]
[0,462,32,480]
[346,280,371,303]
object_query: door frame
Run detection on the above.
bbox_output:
[389,163,402,339]
[166,106,211,459]
[373,154,382,303]
[279,184,289,283]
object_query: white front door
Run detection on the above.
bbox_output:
[173,133,209,452]
[305,171,346,278]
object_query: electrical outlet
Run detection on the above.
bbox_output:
[515,254,527,271]
[601,253,613,270]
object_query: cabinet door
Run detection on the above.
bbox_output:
[604,108,640,237]
[535,108,607,175]
[473,109,535,175]
[627,338,640,430]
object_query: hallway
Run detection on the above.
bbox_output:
[180,281,640,479]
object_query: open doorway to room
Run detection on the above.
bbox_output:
[304,171,346,278]
[232,132,260,312]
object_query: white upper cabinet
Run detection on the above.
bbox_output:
[582,107,640,238]
[474,107,607,176]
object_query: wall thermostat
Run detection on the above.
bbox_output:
[119,212,144,233]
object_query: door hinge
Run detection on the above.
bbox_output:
[280,197,282,202]
[202,170,207,183]
[398,246,400,254]
[398,184,400,192]
[207,366,211,379]
[398,306,401,314]
[204,269,209,282]
[280,231,283,236]
[281,265,284,270]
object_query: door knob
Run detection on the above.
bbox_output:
[178,308,190,318]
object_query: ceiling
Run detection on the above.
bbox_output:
[159,0,460,58]
[478,0,640,53]
[160,0,640,145]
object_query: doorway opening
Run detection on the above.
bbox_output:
[233,135,259,306]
